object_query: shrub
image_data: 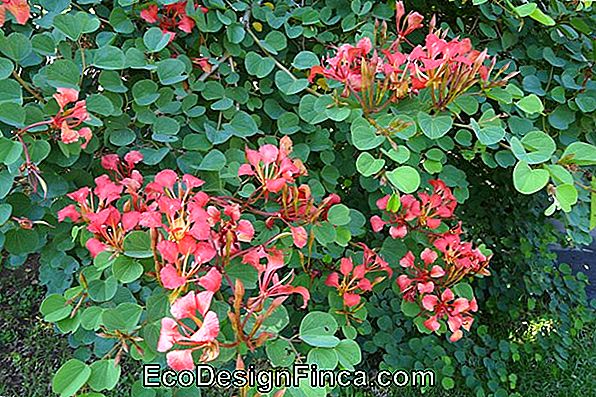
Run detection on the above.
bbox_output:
[0,0,592,396]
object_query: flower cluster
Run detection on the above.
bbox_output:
[52,88,92,148]
[0,0,29,27]
[325,243,392,308]
[370,179,456,238]
[310,1,512,112]
[158,290,220,370]
[141,1,207,38]
[238,136,340,234]
[370,180,490,341]
[59,141,338,370]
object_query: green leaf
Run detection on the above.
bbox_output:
[4,228,39,254]
[0,103,26,127]
[327,204,351,226]
[292,51,319,69]
[512,161,549,195]
[561,142,596,166]
[471,121,505,146]
[46,59,81,89]
[88,360,121,392]
[516,94,544,114]
[0,137,22,165]
[266,339,296,367]
[40,294,73,322]
[93,46,126,70]
[87,277,118,302]
[453,282,474,300]
[514,3,537,17]
[417,112,453,139]
[52,359,91,397]
[132,80,160,106]
[0,203,12,225]
[81,306,104,331]
[351,118,384,150]
[275,71,309,95]
[112,256,144,283]
[356,152,385,177]
[143,27,172,53]
[299,311,340,348]
[157,58,187,85]
[244,52,274,78]
[307,348,338,370]
[555,184,578,213]
[123,231,153,258]
[198,149,226,171]
[386,166,420,194]
[335,339,361,370]
[510,131,556,164]
[529,8,556,26]
[102,303,143,332]
[401,300,420,317]
[0,32,32,62]
[0,57,14,80]
[226,22,245,44]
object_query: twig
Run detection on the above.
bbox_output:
[12,70,44,102]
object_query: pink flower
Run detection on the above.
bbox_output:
[57,205,80,222]
[140,4,159,23]
[199,268,222,292]
[86,238,107,258]
[54,88,79,109]
[343,292,361,307]
[160,265,186,289]
[291,226,307,248]
[155,169,178,190]
[236,220,254,242]
[370,215,386,232]
[399,252,415,268]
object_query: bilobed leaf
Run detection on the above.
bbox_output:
[555,184,578,213]
[93,46,126,70]
[266,339,296,367]
[275,71,309,95]
[123,231,153,258]
[561,142,596,166]
[417,111,453,139]
[88,360,121,392]
[52,359,91,397]
[351,117,384,150]
[512,161,549,194]
[299,311,339,347]
[510,131,556,164]
[143,27,172,53]
[516,94,544,114]
[356,152,385,177]
[307,348,338,370]
[112,256,144,283]
[0,137,23,165]
[244,52,274,78]
[386,166,420,194]
[335,339,361,370]
[198,149,226,171]
[157,58,187,85]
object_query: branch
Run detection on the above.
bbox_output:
[12,70,45,103]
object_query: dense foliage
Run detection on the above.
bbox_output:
[0,0,593,396]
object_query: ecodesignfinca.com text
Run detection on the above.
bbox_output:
[143,364,436,393]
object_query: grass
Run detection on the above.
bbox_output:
[0,258,593,397]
